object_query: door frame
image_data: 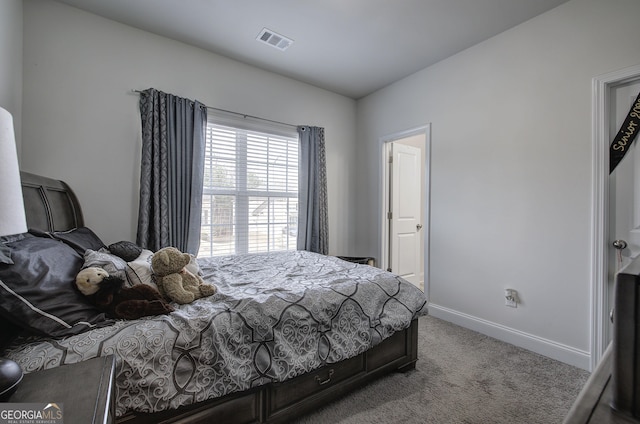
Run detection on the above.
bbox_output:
[591,63,640,370]
[379,124,431,293]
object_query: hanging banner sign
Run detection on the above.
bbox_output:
[610,91,640,173]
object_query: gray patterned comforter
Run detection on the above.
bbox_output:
[3,251,428,417]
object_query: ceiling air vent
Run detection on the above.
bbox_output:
[256,28,293,51]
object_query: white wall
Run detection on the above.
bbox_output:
[355,0,640,369]
[21,0,357,254]
[0,0,23,156]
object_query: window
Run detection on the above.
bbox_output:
[198,112,298,257]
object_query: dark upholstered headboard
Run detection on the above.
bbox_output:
[20,171,83,232]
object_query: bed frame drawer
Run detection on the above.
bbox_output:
[268,354,365,413]
[265,321,419,423]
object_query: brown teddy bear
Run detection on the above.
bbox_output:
[151,247,217,304]
[76,267,174,320]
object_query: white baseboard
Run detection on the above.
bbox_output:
[428,303,591,371]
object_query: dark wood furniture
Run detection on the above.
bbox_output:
[611,257,640,417]
[564,346,637,424]
[5,355,116,424]
[20,171,84,233]
[565,257,640,424]
[17,171,422,424]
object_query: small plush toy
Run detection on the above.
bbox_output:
[76,267,174,320]
[151,247,216,304]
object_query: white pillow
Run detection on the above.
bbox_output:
[125,249,156,287]
[185,254,202,276]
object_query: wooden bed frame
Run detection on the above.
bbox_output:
[19,171,420,424]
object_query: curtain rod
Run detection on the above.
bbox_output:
[131,89,298,129]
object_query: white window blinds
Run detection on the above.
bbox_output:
[198,112,299,257]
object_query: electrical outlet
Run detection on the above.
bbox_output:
[505,289,518,308]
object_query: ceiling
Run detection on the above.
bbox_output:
[53,0,569,99]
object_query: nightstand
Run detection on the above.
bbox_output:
[4,355,116,424]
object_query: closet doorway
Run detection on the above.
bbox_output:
[380,125,431,293]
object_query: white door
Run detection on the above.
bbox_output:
[608,80,640,342]
[390,142,422,288]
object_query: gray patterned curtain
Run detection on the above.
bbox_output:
[297,126,328,254]
[137,88,207,255]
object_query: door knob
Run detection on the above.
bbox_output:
[416,224,423,231]
[613,240,628,250]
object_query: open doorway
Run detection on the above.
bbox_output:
[591,64,640,370]
[380,125,431,293]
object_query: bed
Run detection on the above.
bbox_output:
[0,171,428,423]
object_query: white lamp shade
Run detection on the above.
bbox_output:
[0,106,27,236]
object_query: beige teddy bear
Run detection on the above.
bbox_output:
[151,247,216,304]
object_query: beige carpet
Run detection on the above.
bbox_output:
[293,315,590,424]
